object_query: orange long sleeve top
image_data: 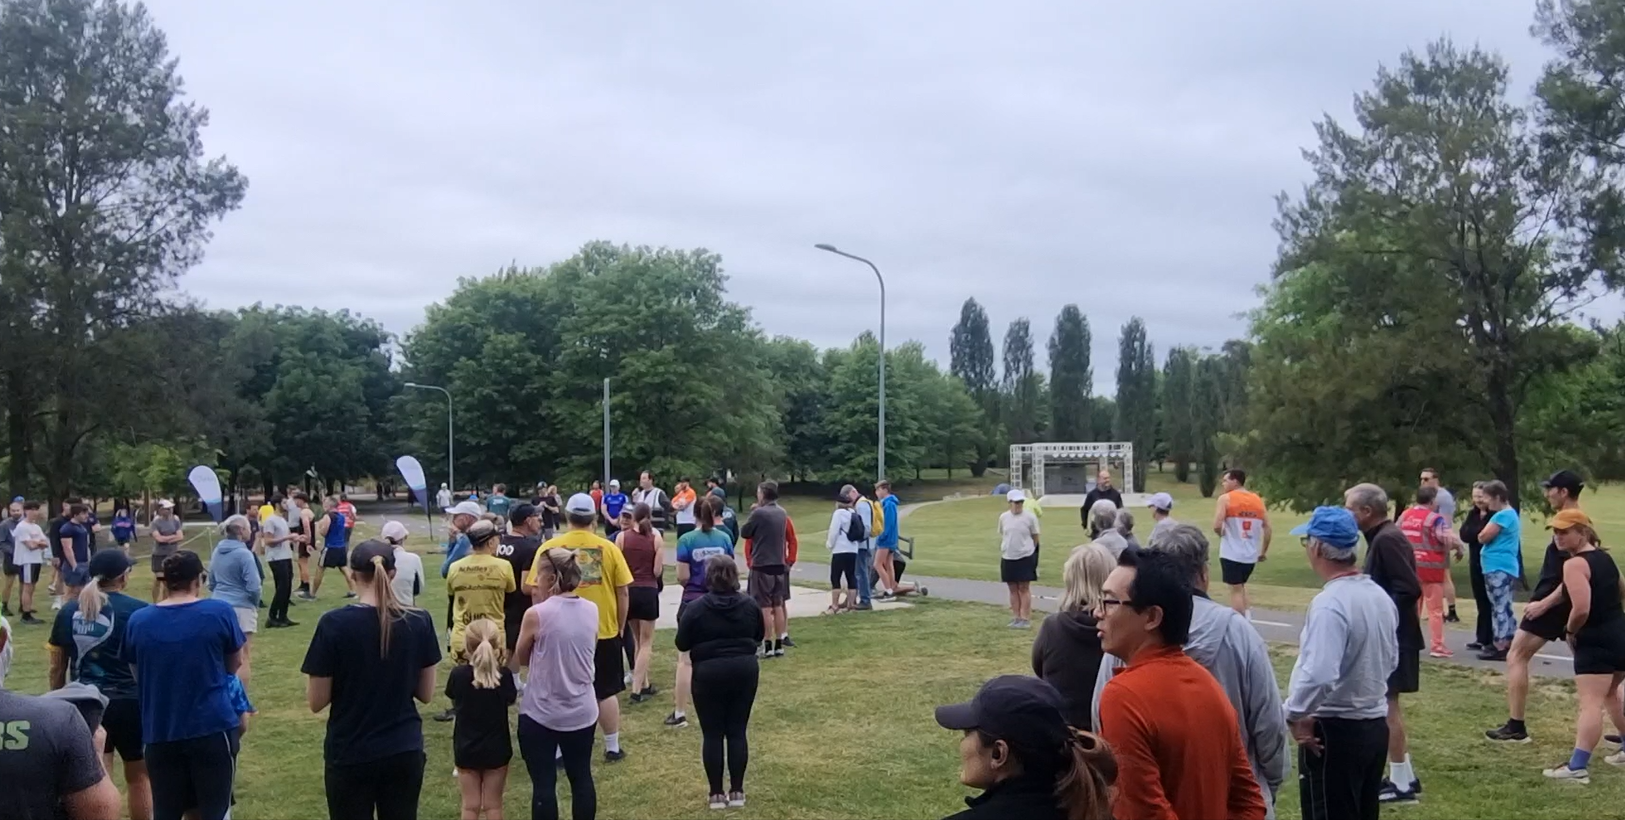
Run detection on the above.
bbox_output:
[1097,644,1267,820]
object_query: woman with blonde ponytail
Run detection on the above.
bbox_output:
[512,547,600,820]
[301,540,441,820]
[447,618,516,820]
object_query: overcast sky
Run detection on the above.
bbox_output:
[146,0,1550,390]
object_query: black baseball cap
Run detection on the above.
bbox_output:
[509,503,539,526]
[1542,470,1585,494]
[88,549,135,580]
[935,676,1072,767]
[349,539,396,574]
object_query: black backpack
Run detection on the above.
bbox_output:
[845,509,868,543]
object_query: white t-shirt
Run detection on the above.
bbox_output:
[262,515,293,561]
[436,489,452,509]
[998,510,1040,560]
[391,546,425,607]
[10,521,46,565]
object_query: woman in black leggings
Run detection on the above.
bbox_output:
[674,555,764,810]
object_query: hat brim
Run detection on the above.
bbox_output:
[1289,522,1311,537]
[934,702,979,731]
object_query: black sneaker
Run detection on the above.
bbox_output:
[663,712,689,728]
[20,614,43,626]
[1412,777,1423,795]
[629,691,649,705]
[1486,721,1531,743]
[1478,648,1508,661]
[780,636,796,648]
[1377,779,1419,804]
[1445,609,1460,623]
[604,749,627,763]
[1466,642,1485,651]
[343,591,357,599]
[432,708,457,723]
[1,604,11,617]
[639,686,660,698]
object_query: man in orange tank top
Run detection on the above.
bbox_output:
[1213,470,1273,617]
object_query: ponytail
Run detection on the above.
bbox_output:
[465,619,505,689]
[77,580,108,619]
[536,547,582,595]
[697,495,718,532]
[361,554,409,657]
[1054,729,1116,820]
[633,503,654,538]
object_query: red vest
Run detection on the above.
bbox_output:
[1399,506,1447,583]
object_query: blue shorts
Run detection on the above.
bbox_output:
[876,542,899,552]
[61,564,91,588]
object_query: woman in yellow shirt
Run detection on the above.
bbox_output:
[446,520,516,662]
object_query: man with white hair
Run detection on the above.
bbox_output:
[1089,502,1129,558]
[1080,469,1124,531]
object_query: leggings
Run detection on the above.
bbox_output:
[1487,570,1518,643]
[623,622,636,672]
[324,749,426,820]
[829,553,857,589]
[517,715,596,820]
[692,655,759,795]
[268,558,293,622]
[146,731,238,820]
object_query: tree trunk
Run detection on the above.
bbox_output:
[1487,368,1522,509]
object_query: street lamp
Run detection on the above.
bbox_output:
[404,382,454,500]
[814,243,887,483]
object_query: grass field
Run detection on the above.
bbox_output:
[6,518,1625,818]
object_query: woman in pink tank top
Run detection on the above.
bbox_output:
[511,547,600,820]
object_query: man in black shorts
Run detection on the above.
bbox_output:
[0,500,21,617]
[1486,470,1585,744]
[497,504,544,654]
[740,481,795,657]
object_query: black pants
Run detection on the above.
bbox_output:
[1299,716,1387,820]
[693,655,759,795]
[518,715,596,820]
[622,622,637,671]
[269,558,293,622]
[1469,543,1493,646]
[146,731,238,820]
[324,750,426,820]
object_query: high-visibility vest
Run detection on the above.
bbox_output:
[1399,506,1447,583]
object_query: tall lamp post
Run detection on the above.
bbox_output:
[404,382,454,500]
[815,243,887,483]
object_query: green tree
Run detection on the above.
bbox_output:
[0,0,246,499]
[762,337,829,481]
[1194,356,1224,498]
[1001,319,1045,445]
[1162,347,1198,482]
[950,298,1000,475]
[1114,318,1156,492]
[1047,305,1092,440]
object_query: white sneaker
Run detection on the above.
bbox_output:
[708,794,727,810]
[728,792,746,807]
[51,598,62,611]
[1543,764,1591,784]
[1605,751,1625,768]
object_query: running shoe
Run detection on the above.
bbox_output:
[708,794,727,810]
[432,708,456,723]
[664,712,689,728]
[1377,779,1419,803]
[1608,733,1623,744]
[1605,751,1625,767]
[343,591,357,599]
[20,614,43,626]
[1,604,10,617]
[1466,642,1485,651]
[1485,721,1531,743]
[773,646,785,658]
[604,749,626,763]
[1477,648,1508,661]
[1428,649,1454,659]
[728,792,746,808]
[1543,764,1590,784]
[780,636,796,648]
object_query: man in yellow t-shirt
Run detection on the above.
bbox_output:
[447,520,516,662]
[528,492,632,760]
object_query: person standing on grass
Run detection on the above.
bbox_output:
[1460,483,1495,653]
[290,492,316,599]
[631,471,672,536]
[873,481,902,598]
[498,505,544,653]
[303,540,441,820]
[1488,470,1585,743]
[513,547,600,820]
[335,493,361,547]
[1094,548,1267,820]
[1214,469,1272,618]
[528,493,632,764]
[1080,469,1124,532]
[843,484,877,610]
[262,503,299,628]
[1419,469,1461,622]
[438,483,454,512]
[1285,506,1398,820]
[1115,509,1141,554]
[148,500,185,602]
[57,503,93,596]
[310,496,356,600]
[673,478,699,538]
[677,555,763,810]
[601,480,628,538]
[1475,480,1523,671]
[934,676,1118,820]
[741,480,797,658]
[1398,486,1455,659]
[485,484,512,522]
[0,500,20,617]
[1343,483,1424,804]
[998,490,1041,629]
[1146,493,1178,545]
[48,550,152,820]
[208,516,263,685]
[121,551,246,820]
[617,504,663,704]
[1091,523,1291,819]
[382,520,425,608]
[448,521,516,659]
[10,501,47,625]
[1537,510,1625,784]
[669,496,736,729]
[112,507,135,554]
[539,485,563,541]
[826,489,866,614]
[706,476,727,503]
[1032,542,1113,730]
[449,618,517,820]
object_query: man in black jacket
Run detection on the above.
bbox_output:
[1079,470,1124,530]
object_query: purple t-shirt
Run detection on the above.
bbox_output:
[520,595,600,732]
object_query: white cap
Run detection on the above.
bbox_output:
[609,479,621,488]
[1146,492,1174,512]
[445,500,482,517]
[566,493,597,515]
[380,521,410,543]
[157,499,175,509]
[1007,489,1026,503]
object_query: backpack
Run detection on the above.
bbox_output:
[845,509,868,543]
[868,499,886,538]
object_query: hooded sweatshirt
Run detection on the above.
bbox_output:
[1092,593,1290,818]
[208,538,263,609]
[674,591,765,664]
[1030,610,1105,730]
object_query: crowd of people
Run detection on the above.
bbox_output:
[4,463,1625,820]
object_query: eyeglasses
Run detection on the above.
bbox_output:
[1096,597,1134,612]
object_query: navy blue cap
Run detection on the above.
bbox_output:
[936,676,1072,766]
[1290,506,1361,551]
[88,549,134,580]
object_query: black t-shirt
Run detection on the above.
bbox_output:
[46,516,67,559]
[495,533,543,642]
[445,665,516,768]
[300,605,441,766]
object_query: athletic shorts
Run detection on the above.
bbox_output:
[893,557,907,582]
[1001,555,1037,584]
[321,546,348,569]
[1387,648,1420,696]
[103,698,144,761]
[234,605,259,635]
[1574,626,1625,675]
[60,565,90,589]
[628,586,660,622]
[748,569,790,608]
[297,540,312,560]
[830,553,858,589]
[1520,602,1569,642]
[1,551,17,577]
[594,637,626,701]
[152,551,176,577]
[17,563,39,584]
[1220,558,1256,586]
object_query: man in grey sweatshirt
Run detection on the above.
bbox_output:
[1092,523,1291,818]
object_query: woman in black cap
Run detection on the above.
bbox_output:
[934,675,1116,820]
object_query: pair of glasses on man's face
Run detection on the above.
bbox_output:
[1095,597,1133,613]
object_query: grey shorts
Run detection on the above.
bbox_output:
[748,569,790,607]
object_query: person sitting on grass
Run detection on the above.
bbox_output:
[449,618,517,819]
[934,675,1118,820]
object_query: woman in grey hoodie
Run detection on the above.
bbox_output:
[1031,543,1114,729]
[208,515,263,683]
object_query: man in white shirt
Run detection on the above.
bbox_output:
[997,490,1041,629]
[261,508,298,628]
[10,502,49,625]
[381,520,424,607]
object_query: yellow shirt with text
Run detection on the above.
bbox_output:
[446,552,516,658]
[529,529,632,640]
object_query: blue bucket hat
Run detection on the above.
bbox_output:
[1290,506,1361,552]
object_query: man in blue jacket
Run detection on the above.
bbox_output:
[208,515,263,683]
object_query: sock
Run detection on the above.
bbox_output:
[673,710,685,720]
[763,640,773,654]
[1448,604,1458,616]
[1389,760,1413,788]
[1508,718,1527,732]
[1570,748,1592,771]
[773,639,783,652]
[604,732,620,754]
[780,632,790,641]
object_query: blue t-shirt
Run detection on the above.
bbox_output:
[60,521,90,563]
[111,515,135,542]
[604,492,629,519]
[120,598,247,743]
[1482,508,1522,576]
[485,494,511,519]
[676,528,735,602]
[48,592,148,700]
